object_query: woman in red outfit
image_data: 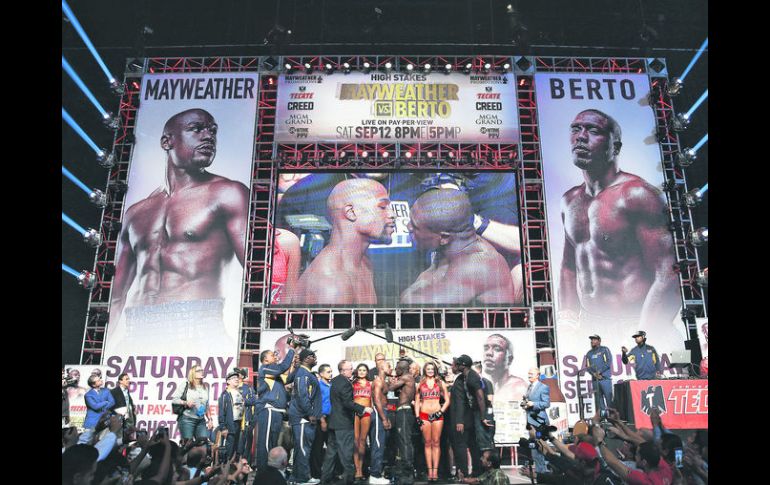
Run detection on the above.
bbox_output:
[414,361,450,482]
[352,363,373,481]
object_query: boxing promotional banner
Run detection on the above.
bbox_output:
[260,329,536,444]
[102,72,259,437]
[274,71,519,143]
[535,73,687,425]
[271,171,524,308]
[629,380,708,429]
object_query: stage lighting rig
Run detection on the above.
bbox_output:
[464,62,473,73]
[77,270,97,290]
[444,63,452,73]
[405,63,414,72]
[284,63,293,71]
[676,148,696,167]
[671,113,690,132]
[500,62,511,72]
[324,63,334,73]
[89,189,107,209]
[342,62,351,73]
[688,227,708,246]
[483,62,492,72]
[684,187,705,208]
[109,79,124,96]
[83,228,103,248]
[696,268,708,287]
[384,62,393,72]
[97,150,115,168]
[304,62,313,73]
[667,78,683,97]
[362,62,372,73]
[102,112,120,130]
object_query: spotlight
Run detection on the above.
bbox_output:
[96,149,115,168]
[672,113,690,132]
[284,62,292,71]
[667,78,684,97]
[342,62,351,73]
[363,61,371,73]
[423,63,431,73]
[405,151,413,159]
[506,3,514,14]
[696,268,708,287]
[381,151,389,158]
[448,151,455,159]
[109,79,124,96]
[338,150,347,161]
[484,62,492,72]
[444,63,453,73]
[324,63,334,73]
[688,227,708,246]
[102,112,120,130]
[426,151,434,159]
[406,63,414,72]
[676,148,696,167]
[83,228,103,248]
[464,62,473,73]
[361,150,369,158]
[89,189,107,208]
[500,62,511,72]
[304,62,313,72]
[683,188,703,208]
[77,270,97,290]
[384,62,393,71]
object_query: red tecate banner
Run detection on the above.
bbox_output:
[629,380,708,429]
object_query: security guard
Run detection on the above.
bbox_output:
[254,340,299,470]
[621,330,662,380]
[584,334,613,414]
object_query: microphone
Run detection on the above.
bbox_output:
[384,326,394,343]
[341,326,359,341]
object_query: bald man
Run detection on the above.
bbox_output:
[401,189,515,305]
[292,178,395,305]
[559,109,681,343]
[109,108,249,349]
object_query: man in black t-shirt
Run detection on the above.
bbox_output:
[455,354,496,469]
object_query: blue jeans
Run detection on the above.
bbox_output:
[221,428,241,463]
[290,421,316,482]
[78,428,95,444]
[178,415,208,440]
[369,408,388,478]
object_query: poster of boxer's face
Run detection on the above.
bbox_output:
[102,72,259,437]
[270,171,525,308]
[535,72,686,425]
[261,329,536,443]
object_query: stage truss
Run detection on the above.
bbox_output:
[77,54,707,462]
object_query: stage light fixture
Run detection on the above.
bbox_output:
[304,62,313,72]
[405,151,413,159]
[83,228,103,248]
[338,150,347,160]
[672,113,690,132]
[77,270,97,290]
[506,3,514,14]
[102,112,120,130]
[444,63,452,73]
[362,61,371,73]
[342,62,351,73]
[382,151,389,158]
[500,62,511,72]
[109,79,124,96]
[423,63,431,73]
[361,150,369,158]
[324,63,334,73]
[667,78,683,97]
[484,62,492,72]
[406,63,414,72]
[676,148,696,167]
[284,63,292,71]
[464,62,473,73]
[89,189,107,208]
[696,268,708,287]
[384,62,392,71]
[688,227,708,246]
[684,187,703,207]
[427,151,434,159]
[448,151,455,159]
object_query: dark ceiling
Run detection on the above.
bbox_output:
[62,0,708,365]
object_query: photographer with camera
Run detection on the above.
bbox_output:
[592,424,673,485]
[255,336,299,471]
[78,373,116,445]
[584,335,613,416]
[519,367,550,479]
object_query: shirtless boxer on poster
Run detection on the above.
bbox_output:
[558,109,680,335]
[109,109,249,345]
[400,189,515,305]
[292,178,395,305]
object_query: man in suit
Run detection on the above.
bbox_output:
[321,360,373,485]
[288,349,323,484]
[109,373,136,429]
[522,367,550,477]
[78,374,115,444]
[253,446,289,485]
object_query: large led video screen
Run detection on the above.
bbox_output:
[270,171,525,307]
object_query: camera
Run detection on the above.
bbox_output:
[526,422,557,442]
[599,409,609,419]
[519,399,529,409]
[286,328,311,349]
[156,426,169,439]
[62,369,79,387]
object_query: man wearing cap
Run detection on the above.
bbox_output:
[218,370,249,462]
[255,340,299,470]
[455,354,496,472]
[622,331,662,380]
[583,335,613,416]
[288,349,323,484]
